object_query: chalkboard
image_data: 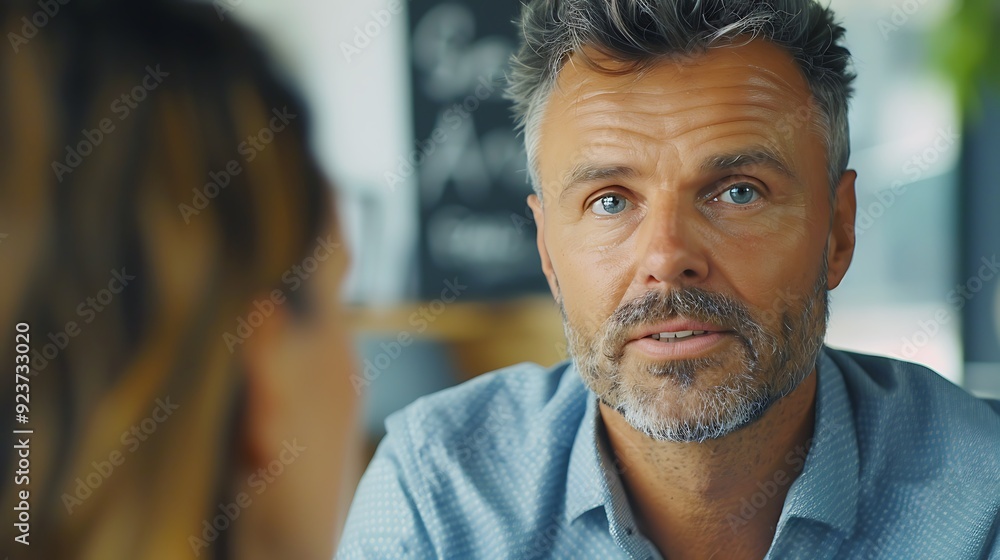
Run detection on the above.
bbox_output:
[405,0,547,300]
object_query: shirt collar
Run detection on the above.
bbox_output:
[565,375,609,523]
[565,372,656,558]
[776,348,860,536]
[563,347,861,536]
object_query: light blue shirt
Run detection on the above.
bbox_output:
[338,348,1000,559]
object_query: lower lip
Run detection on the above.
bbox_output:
[626,332,733,360]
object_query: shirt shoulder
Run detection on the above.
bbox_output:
[385,360,585,455]
[337,361,592,559]
[827,348,1000,454]
[824,348,1000,557]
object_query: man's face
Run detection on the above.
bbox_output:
[530,40,856,442]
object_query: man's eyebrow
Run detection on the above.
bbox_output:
[701,148,797,179]
[559,163,639,203]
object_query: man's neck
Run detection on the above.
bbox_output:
[599,369,817,560]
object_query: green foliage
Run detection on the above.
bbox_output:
[932,0,1000,120]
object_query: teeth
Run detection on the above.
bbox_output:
[651,330,707,341]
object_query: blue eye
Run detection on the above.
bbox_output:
[591,194,630,216]
[717,184,760,205]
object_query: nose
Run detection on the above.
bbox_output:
[633,196,709,291]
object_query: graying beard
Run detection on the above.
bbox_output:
[562,261,830,442]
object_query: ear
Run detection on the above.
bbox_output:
[528,194,560,300]
[239,299,296,467]
[826,170,857,290]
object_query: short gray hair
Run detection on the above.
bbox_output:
[506,0,856,198]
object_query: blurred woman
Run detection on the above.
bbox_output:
[0,0,358,558]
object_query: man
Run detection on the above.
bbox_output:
[338,1,1000,558]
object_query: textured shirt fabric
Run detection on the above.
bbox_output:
[337,347,1000,559]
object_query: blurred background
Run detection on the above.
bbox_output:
[214,0,1000,464]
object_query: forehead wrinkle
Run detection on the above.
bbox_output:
[689,121,792,145]
[693,130,787,152]
[555,113,799,186]
[724,42,812,91]
[561,88,801,140]
[568,111,793,166]
[569,82,801,110]
[564,49,807,94]
[574,123,672,149]
[552,59,811,129]
[556,38,813,93]
[741,69,806,97]
[568,82,802,132]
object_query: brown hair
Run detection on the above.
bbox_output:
[0,1,331,557]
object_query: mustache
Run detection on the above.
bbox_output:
[601,288,773,361]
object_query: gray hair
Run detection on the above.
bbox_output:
[506,0,856,198]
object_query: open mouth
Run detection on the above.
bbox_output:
[630,328,731,360]
[647,330,712,341]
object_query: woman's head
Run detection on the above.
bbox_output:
[0,1,356,558]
